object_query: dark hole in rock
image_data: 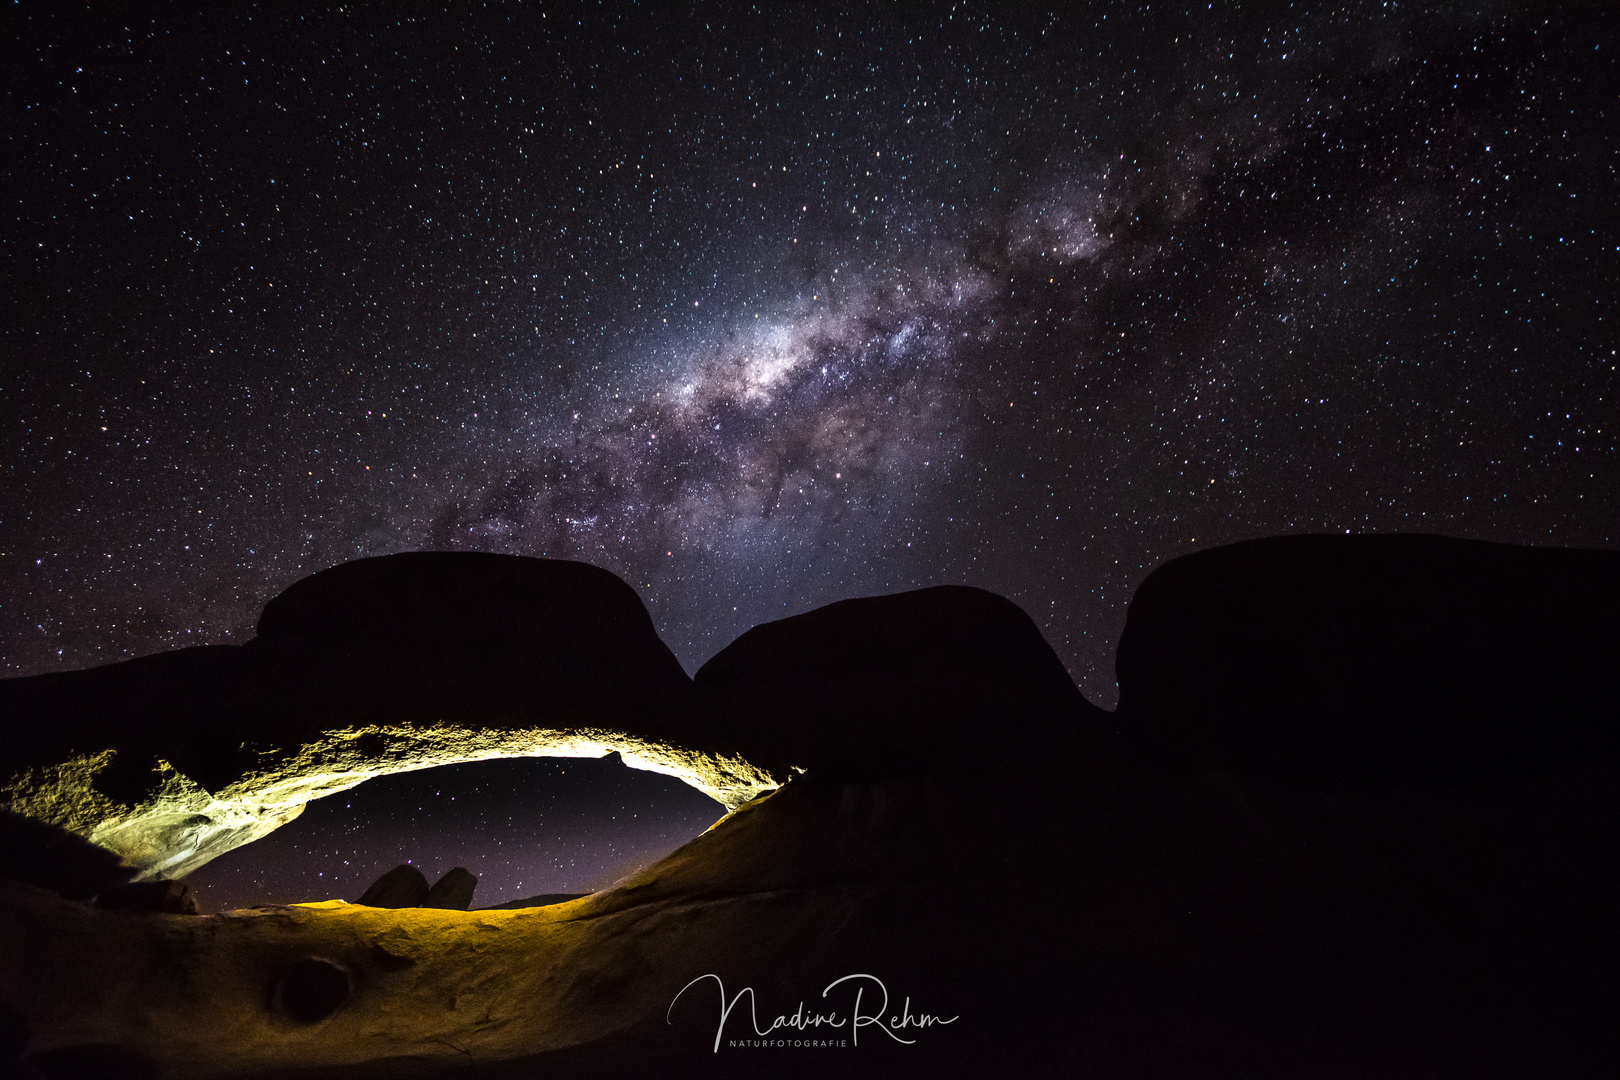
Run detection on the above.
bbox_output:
[272,958,351,1024]
[186,755,725,911]
[24,1043,161,1080]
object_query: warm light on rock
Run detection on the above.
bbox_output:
[4,723,775,883]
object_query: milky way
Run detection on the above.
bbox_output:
[3,3,1616,904]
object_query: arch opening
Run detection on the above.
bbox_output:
[186,754,728,913]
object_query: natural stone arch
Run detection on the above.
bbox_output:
[1,553,1112,889]
[0,554,782,887]
[8,724,777,883]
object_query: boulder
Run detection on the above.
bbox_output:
[422,867,477,910]
[694,584,1118,782]
[1115,534,1620,784]
[355,864,429,908]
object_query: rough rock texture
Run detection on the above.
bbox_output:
[354,865,429,909]
[0,554,777,883]
[693,584,1118,783]
[421,867,476,910]
[1116,533,1620,784]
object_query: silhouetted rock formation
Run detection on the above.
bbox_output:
[422,867,476,910]
[1116,533,1620,784]
[356,864,429,909]
[92,880,197,915]
[253,553,693,737]
[694,584,1119,782]
[0,811,134,901]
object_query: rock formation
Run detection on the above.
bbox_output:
[0,537,1614,1078]
[0,809,133,901]
[0,553,776,884]
[1115,533,1620,784]
[354,864,429,909]
[421,867,476,910]
[692,584,1120,782]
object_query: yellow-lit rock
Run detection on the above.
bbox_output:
[4,724,776,883]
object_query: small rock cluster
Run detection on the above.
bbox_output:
[355,864,477,910]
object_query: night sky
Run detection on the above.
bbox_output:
[185,755,727,911]
[4,3,1616,905]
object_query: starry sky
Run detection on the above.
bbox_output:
[4,3,1616,904]
[185,755,726,911]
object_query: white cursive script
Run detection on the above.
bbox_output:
[668,972,958,1052]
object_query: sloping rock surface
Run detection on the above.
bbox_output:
[0,810,133,901]
[1116,533,1620,784]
